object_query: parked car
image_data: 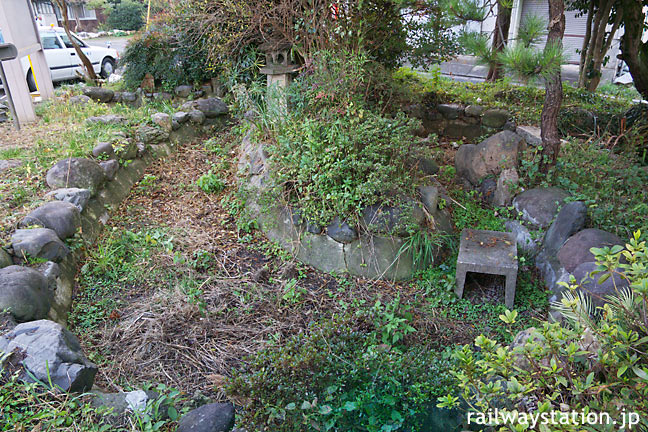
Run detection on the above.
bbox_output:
[21,26,119,91]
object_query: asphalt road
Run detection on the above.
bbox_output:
[86,36,131,56]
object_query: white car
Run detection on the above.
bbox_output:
[22,26,119,91]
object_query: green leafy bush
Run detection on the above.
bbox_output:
[227,314,456,432]
[196,170,226,194]
[121,23,217,90]
[267,108,419,225]
[439,232,648,431]
[107,0,145,31]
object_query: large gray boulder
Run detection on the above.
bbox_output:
[0,320,97,392]
[455,130,524,186]
[570,261,630,308]
[327,217,358,244]
[46,158,106,194]
[20,201,81,240]
[82,87,114,103]
[482,109,510,128]
[173,111,189,124]
[194,98,229,118]
[0,266,51,322]
[11,228,70,262]
[513,187,570,228]
[45,188,92,212]
[176,402,235,432]
[543,201,587,255]
[557,229,624,272]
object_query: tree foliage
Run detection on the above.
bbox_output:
[107,0,145,31]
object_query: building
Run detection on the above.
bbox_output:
[31,0,106,32]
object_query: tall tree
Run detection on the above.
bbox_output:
[539,0,566,172]
[52,0,98,81]
[487,0,512,81]
[573,0,622,91]
[618,0,648,101]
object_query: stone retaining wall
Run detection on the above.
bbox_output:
[238,132,453,281]
[404,103,515,140]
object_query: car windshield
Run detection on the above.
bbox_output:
[59,33,86,49]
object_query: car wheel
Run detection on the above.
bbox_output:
[27,70,37,92]
[101,58,116,79]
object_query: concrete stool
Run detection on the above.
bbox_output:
[456,229,518,308]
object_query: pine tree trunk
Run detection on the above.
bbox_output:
[539,0,565,174]
[577,1,594,88]
[486,0,511,81]
[620,0,648,101]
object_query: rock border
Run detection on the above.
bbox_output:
[237,131,453,281]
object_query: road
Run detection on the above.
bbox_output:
[86,36,131,56]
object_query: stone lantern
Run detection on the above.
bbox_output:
[259,41,300,88]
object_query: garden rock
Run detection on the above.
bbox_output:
[361,202,425,236]
[0,249,11,268]
[455,130,524,186]
[82,87,114,103]
[173,111,189,124]
[437,104,462,119]
[100,160,119,180]
[295,232,346,273]
[172,120,181,131]
[189,110,206,124]
[20,201,81,240]
[86,114,126,125]
[121,92,140,106]
[175,85,193,98]
[11,228,70,262]
[557,229,624,272]
[0,159,22,173]
[45,188,91,212]
[512,187,570,228]
[543,201,587,255]
[0,266,51,322]
[478,177,497,204]
[46,158,106,194]
[151,112,172,132]
[570,261,630,307]
[515,125,542,146]
[505,220,537,254]
[154,92,174,101]
[327,217,358,244]
[69,95,91,105]
[345,235,417,281]
[194,98,229,118]
[177,402,235,432]
[415,155,439,175]
[92,390,156,419]
[464,105,484,117]
[92,142,115,160]
[137,125,169,145]
[418,185,439,214]
[494,168,519,206]
[0,320,97,392]
[482,109,510,128]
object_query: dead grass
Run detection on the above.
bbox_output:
[71,129,497,402]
